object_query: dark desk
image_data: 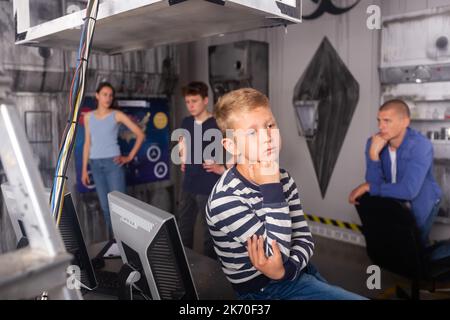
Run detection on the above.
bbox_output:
[84,242,236,300]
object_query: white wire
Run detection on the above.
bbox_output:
[51,0,99,222]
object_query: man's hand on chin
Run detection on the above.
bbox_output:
[370,134,388,161]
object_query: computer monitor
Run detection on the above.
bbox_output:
[1,183,97,291]
[108,191,198,300]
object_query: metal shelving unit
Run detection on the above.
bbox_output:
[13,0,302,54]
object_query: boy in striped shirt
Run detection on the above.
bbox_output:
[206,88,365,300]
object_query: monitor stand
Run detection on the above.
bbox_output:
[16,237,29,249]
[117,263,145,300]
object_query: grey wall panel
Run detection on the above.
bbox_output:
[293,37,359,198]
[209,40,268,103]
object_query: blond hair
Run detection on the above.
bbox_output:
[214,88,270,134]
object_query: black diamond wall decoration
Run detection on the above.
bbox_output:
[293,37,359,198]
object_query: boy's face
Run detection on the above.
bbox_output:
[184,94,208,117]
[224,106,281,164]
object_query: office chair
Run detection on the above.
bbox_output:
[355,193,450,300]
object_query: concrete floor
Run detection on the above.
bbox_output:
[310,236,405,299]
[312,236,450,300]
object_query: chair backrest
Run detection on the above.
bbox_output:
[355,194,427,279]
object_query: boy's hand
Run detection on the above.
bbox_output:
[178,137,187,172]
[248,161,280,185]
[203,160,225,175]
[114,155,132,166]
[247,235,285,280]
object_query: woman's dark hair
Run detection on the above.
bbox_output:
[95,81,118,109]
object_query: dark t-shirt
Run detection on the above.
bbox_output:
[180,116,223,195]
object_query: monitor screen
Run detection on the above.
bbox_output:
[108,191,198,300]
[1,183,97,291]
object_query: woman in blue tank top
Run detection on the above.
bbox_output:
[81,82,145,236]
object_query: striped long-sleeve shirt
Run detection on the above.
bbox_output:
[206,166,314,294]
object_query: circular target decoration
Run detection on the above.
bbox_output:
[154,162,168,179]
[153,112,168,130]
[146,145,161,162]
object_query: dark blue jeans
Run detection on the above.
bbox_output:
[177,191,216,259]
[237,264,367,300]
[90,157,126,234]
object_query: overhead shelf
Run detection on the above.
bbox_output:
[13,0,302,55]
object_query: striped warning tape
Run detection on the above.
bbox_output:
[304,214,362,233]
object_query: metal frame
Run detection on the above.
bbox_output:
[24,111,53,143]
[381,5,450,68]
[13,0,302,54]
[0,103,81,300]
[13,0,31,36]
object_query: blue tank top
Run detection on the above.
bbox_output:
[89,111,121,159]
